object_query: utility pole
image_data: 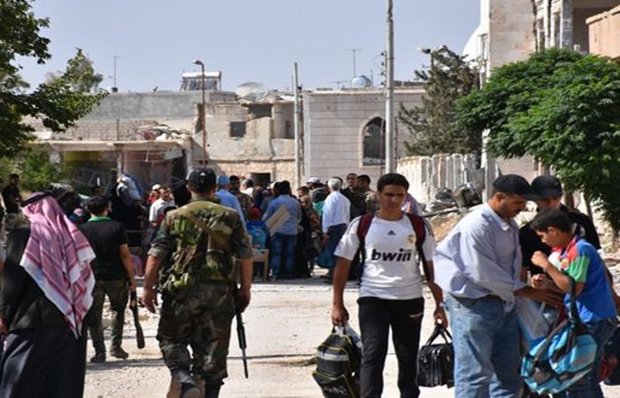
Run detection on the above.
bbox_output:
[384,0,395,172]
[293,62,301,189]
[193,59,207,164]
[346,48,361,78]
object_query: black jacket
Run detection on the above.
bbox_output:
[0,225,66,331]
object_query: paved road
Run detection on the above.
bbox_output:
[84,273,620,397]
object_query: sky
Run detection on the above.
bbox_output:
[19,1,480,93]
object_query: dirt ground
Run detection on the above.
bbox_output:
[84,273,454,398]
[84,270,620,398]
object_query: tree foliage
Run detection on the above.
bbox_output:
[457,48,620,230]
[399,46,481,156]
[46,48,104,93]
[0,148,72,192]
[0,0,106,159]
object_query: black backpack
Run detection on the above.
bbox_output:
[313,326,362,398]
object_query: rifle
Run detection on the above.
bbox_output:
[130,290,145,349]
[233,285,249,378]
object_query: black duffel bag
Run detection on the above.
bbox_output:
[417,324,454,388]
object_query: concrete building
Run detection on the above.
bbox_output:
[587,4,620,59]
[33,89,297,192]
[303,87,424,184]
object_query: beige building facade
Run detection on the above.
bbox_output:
[33,90,297,192]
[587,4,620,59]
[303,87,424,185]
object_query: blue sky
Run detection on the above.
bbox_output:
[19,1,480,92]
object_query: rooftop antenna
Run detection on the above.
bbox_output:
[346,48,362,78]
[108,55,119,92]
[329,80,348,89]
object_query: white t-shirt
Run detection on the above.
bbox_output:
[149,198,176,223]
[335,215,436,300]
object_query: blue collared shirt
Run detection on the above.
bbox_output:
[434,204,525,308]
[263,195,302,236]
[216,189,246,225]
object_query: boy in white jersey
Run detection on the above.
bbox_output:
[331,173,446,398]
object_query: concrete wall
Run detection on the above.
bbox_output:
[488,0,536,70]
[397,154,481,204]
[303,89,423,184]
[588,4,620,58]
[83,91,237,120]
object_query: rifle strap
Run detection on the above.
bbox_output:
[178,206,230,249]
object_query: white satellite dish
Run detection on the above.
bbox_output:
[235,82,269,101]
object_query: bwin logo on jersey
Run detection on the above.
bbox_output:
[370,248,413,262]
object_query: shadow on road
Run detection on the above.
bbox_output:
[86,357,164,371]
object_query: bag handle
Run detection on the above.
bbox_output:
[423,324,452,346]
[567,276,582,325]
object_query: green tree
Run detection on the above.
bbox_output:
[18,148,72,192]
[0,148,71,193]
[399,46,481,156]
[46,48,104,93]
[457,48,620,230]
[0,0,106,159]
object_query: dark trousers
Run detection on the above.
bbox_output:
[269,233,297,278]
[85,279,129,353]
[0,326,87,398]
[358,297,424,398]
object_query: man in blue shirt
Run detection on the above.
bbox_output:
[263,180,301,280]
[215,175,246,225]
[434,174,562,398]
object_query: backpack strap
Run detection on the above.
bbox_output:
[356,213,375,243]
[405,213,433,281]
[355,214,375,280]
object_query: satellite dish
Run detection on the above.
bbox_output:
[235,82,269,101]
[351,75,372,88]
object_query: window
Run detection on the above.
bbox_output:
[247,104,272,119]
[284,121,293,138]
[363,117,385,166]
[230,122,246,138]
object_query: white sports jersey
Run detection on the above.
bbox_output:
[335,215,436,300]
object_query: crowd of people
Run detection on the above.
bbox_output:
[0,169,617,398]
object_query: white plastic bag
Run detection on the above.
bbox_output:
[516,297,556,348]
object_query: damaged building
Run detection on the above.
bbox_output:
[32,69,426,192]
[32,75,298,192]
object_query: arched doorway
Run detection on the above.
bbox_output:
[363,117,386,165]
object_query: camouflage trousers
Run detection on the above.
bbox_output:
[157,283,235,387]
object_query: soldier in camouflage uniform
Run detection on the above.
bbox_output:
[142,168,253,398]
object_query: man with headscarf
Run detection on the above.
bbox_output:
[0,192,95,398]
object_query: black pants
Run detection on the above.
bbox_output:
[358,297,424,398]
[0,326,87,398]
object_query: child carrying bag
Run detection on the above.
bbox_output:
[521,278,598,394]
[417,323,454,388]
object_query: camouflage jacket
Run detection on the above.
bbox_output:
[148,198,252,294]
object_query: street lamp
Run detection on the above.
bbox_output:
[193,59,207,164]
